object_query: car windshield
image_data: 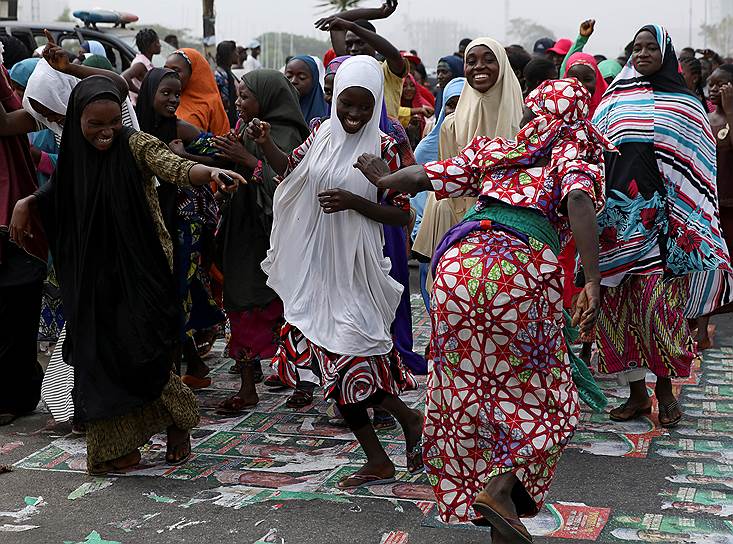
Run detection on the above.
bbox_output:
[118,35,178,67]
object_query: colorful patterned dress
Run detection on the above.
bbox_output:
[421,79,610,523]
[592,25,732,378]
[271,120,417,403]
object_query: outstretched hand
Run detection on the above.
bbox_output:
[579,19,596,38]
[354,153,390,187]
[572,280,601,334]
[42,29,71,73]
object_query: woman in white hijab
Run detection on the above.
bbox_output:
[251,55,423,489]
[413,37,523,290]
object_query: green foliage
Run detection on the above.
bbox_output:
[699,16,733,57]
[507,17,555,52]
[315,0,362,14]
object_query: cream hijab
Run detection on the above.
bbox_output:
[413,37,523,289]
[438,37,523,158]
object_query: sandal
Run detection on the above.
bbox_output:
[286,388,313,409]
[181,374,212,390]
[659,399,683,428]
[336,471,396,490]
[216,395,258,415]
[472,491,533,544]
[406,440,424,475]
[88,449,142,476]
[372,411,398,431]
[609,401,652,422]
[166,433,191,466]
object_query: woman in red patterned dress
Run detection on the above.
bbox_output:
[356,79,612,543]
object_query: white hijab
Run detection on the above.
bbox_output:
[22,58,139,137]
[261,55,402,357]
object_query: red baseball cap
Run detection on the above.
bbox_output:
[547,38,572,56]
[400,50,422,66]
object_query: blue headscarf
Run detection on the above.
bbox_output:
[8,57,40,88]
[414,77,465,164]
[411,77,465,241]
[435,55,464,117]
[292,55,328,125]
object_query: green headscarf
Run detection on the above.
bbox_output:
[598,59,622,81]
[82,55,115,72]
[219,69,310,310]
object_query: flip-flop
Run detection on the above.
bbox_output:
[181,374,212,390]
[372,413,398,431]
[609,402,652,422]
[472,493,533,544]
[286,389,313,409]
[659,399,682,428]
[216,396,258,415]
[88,449,142,476]
[336,472,396,490]
[166,435,191,466]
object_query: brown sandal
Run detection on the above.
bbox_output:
[88,449,142,476]
[472,491,533,544]
[285,388,313,409]
[216,395,258,414]
[609,401,652,422]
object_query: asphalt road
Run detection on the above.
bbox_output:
[0,290,731,544]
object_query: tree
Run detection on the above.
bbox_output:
[699,16,733,57]
[316,0,362,14]
[56,7,73,22]
[507,18,555,51]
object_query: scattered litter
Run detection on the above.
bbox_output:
[0,442,23,455]
[253,528,285,543]
[143,492,176,504]
[255,519,266,527]
[68,478,115,500]
[62,530,121,544]
[0,524,38,532]
[0,496,45,522]
[299,417,316,432]
[108,513,160,533]
[380,531,409,544]
[271,503,284,510]
[156,517,208,532]
[349,505,362,513]
[388,499,404,513]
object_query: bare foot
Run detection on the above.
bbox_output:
[88,449,141,475]
[166,426,191,465]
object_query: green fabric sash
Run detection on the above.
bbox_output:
[464,201,608,413]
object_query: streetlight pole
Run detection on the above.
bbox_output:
[202,0,216,63]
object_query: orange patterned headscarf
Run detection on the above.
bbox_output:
[174,48,230,136]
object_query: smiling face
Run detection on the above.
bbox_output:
[235,81,260,123]
[284,58,314,98]
[336,86,375,134]
[632,30,663,76]
[567,63,597,96]
[464,45,500,93]
[153,75,182,118]
[81,99,122,151]
[708,68,733,107]
[164,53,192,89]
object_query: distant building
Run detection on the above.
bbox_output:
[0,0,18,20]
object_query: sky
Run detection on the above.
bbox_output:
[24,0,731,65]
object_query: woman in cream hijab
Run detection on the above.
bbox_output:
[413,38,523,289]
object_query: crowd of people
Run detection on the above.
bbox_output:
[1,1,733,542]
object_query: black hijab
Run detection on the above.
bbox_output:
[135,67,179,235]
[39,76,178,422]
[135,67,179,144]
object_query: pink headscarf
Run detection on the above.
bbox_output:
[562,52,608,117]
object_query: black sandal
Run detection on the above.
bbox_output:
[659,399,682,428]
[285,388,313,409]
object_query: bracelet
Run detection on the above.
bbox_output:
[251,159,263,183]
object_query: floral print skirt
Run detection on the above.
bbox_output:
[423,229,580,523]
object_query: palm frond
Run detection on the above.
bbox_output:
[315,0,362,15]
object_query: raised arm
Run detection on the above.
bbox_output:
[316,16,406,77]
[560,20,594,77]
[315,1,398,57]
[43,30,129,99]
